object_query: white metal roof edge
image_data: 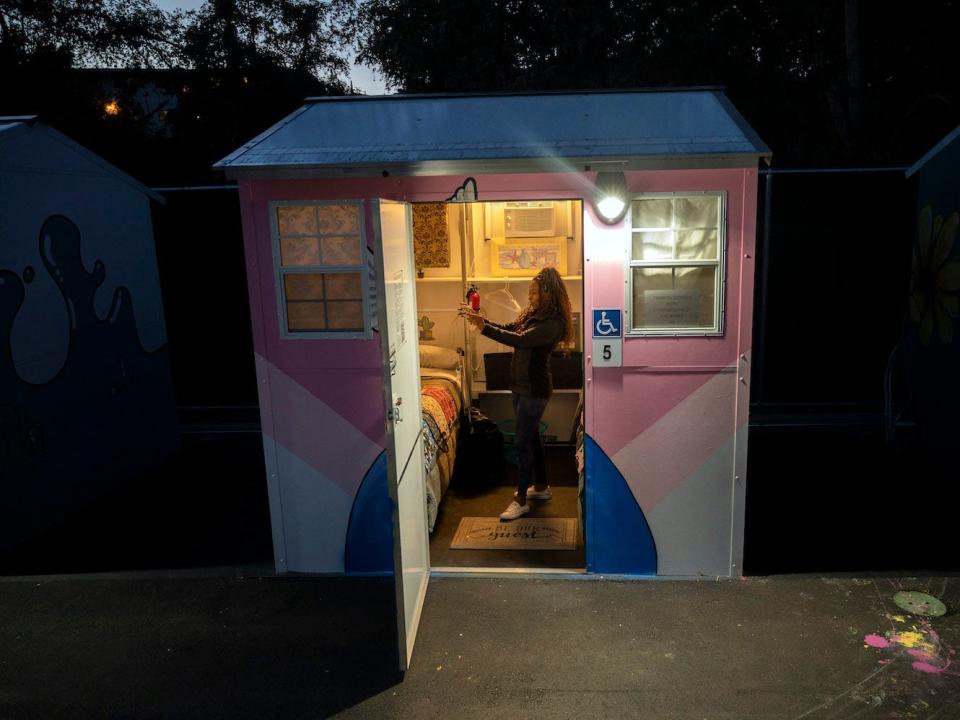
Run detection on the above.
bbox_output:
[220,152,768,181]
[710,91,772,157]
[302,85,729,103]
[905,124,960,179]
[214,89,771,172]
[0,116,38,144]
[213,104,313,169]
[0,119,164,204]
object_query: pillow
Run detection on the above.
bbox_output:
[419,344,460,370]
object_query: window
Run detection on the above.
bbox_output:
[627,192,726,335]
[271,201,369,338]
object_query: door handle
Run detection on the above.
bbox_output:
[389,396,403,423]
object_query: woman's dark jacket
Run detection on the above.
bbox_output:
[481,310,565,398]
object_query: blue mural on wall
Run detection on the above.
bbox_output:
[344,451,394,574]
[584,434,657,575]
[0,214,178,550]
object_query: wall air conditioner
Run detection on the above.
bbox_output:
[504,201,556,237]
[483,201,572,240]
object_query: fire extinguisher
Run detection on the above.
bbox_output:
[465,284,480,312]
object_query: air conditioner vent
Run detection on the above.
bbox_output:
[504,202,556,237]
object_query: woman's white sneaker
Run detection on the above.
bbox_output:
[515,486,552,501]
[499,501,530,521]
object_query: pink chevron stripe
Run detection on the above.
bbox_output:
[612,367,738,511]
[255,353,383,496]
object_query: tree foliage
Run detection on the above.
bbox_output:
[355,0,960,166]
[2,0,960,173]
[0,0,355,183]
[179,0,355,84]
[0,0,178,69]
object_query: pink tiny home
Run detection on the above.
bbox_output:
[216,89,770,668]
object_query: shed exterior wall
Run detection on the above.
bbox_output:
[240,168,758,576]
[906,135,960,480]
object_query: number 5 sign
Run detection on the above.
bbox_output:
[591,308,622,367]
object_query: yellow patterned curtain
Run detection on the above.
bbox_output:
[412,203,450,268]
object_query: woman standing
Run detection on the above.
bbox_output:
[460,267,575,521]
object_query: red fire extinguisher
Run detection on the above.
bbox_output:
[466,284,480,312]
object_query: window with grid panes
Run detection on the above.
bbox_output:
[272,201,368,337]
[628,193,725,334]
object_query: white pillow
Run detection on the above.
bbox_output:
[419,344,460,370]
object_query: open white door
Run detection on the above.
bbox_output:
[373,199,431,672]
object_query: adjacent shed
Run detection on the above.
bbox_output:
[0,117,178,551]
[903,126,960,479]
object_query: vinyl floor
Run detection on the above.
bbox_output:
[429,445,585,569]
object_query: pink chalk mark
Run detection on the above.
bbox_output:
[908,649,935,661]
[912,661,945,674]
[864,634,891,648]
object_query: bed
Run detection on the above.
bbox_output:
[419,345,465,532]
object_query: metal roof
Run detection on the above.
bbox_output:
[906,124,960,179]
[0,115,38,143]
[215,89,771,178]
[0,116,163,203]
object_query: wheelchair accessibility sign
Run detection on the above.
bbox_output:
[592,309,622,338]
[592,309,622,367]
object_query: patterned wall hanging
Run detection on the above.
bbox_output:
[412,203,450,268]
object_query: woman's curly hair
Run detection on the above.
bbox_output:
[516,267,575,352]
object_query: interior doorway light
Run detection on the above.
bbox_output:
[592,171,628,224]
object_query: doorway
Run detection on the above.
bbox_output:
[409,199,586,571]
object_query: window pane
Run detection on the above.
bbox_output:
[632,266,716,329]
[284,273,324,301]
[318,204,361,234]
[632,199,673,228]
[326,301,364,330]
[277,205,317,235]
[675,196,719,229]
[631,230,673,261]
[324,272,362,300]
[321,235,362,265]
[287,301,326,331]
[675,230,718,260]
[280,236,320,266]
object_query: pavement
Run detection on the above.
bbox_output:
[0,572,957,720]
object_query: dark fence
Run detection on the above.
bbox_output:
[151,187,259,417]
[744,168,960,574]
[752,168,915,414]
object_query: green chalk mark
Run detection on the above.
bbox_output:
[892,591,947,617]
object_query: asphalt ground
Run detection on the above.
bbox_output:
[1,572,957,719]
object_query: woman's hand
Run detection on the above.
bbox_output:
[458,304,485,331]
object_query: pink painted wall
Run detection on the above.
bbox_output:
[584,169,759,575]
[237,168,760,575]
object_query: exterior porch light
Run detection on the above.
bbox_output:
[593,171,629,224]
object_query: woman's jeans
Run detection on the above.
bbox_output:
[512,393,549,501]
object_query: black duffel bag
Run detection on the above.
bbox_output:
[454,408,504,490]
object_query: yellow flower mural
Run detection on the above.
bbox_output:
[910,205,960,344]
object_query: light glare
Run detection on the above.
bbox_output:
[597,196,626,221]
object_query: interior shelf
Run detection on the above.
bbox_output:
[466,275,583,283]
[416,276,463,283]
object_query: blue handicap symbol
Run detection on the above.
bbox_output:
[593,309,621,338]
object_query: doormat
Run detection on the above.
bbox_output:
[450,517,578,551]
